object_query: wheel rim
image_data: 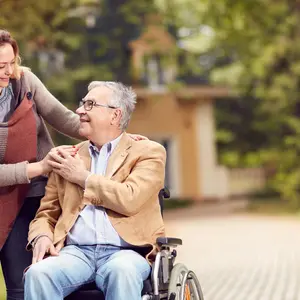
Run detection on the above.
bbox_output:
[168,264,204,300]
[180,271,204,300]
[188,272,204,300]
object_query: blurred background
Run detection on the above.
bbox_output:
[1,0,300,299]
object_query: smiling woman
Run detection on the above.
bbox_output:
[0,35,18,122]
[0,29,83,300]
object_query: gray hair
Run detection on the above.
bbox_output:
[88,81,137,130]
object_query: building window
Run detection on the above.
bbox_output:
[151,137,181,197]
[150,138,172,191]
[141,54,175,89]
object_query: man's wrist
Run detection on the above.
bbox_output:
[77,170,91,188]
[32,234,51,248]
[84,172,93,189]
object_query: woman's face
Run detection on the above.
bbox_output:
[0,43,15,89]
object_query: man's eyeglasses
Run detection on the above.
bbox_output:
[79,99,118,111]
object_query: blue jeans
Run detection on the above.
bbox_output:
[24,244,151,300]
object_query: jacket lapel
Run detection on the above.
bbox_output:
[78,141,92,170]
[76,141,91,208]
[105,133,132,179]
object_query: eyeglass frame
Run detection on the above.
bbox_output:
[79,99,118,111]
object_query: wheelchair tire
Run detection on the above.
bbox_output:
[168,264,204,300]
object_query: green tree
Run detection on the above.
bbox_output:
[1,0,158,144]
[162,0,300,206]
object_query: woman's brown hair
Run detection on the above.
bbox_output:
[0,30,22,79]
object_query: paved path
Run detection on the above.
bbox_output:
[164,209,300,300]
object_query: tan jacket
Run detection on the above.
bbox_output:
[27,133,166,262]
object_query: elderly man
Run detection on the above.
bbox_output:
[24,81,166,300]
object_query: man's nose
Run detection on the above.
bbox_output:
[76,105,85,115]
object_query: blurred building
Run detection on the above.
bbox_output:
[126,15,230,200]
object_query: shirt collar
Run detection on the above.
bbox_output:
[88,133,123,157]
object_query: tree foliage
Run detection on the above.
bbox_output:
[163,0,300,205]
[3,0,300,204]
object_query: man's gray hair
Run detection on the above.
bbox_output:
[88,81,137,130]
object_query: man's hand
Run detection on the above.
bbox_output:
[32,236,59,264]
[40,146,78,174]
[48,148,90,187]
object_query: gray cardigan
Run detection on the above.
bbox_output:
[0,68,82,196]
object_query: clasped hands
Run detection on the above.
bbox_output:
[41,145,90,188]
[40,133,147,185]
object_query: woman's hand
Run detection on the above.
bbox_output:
[26,146,78,180]
[40,146,78,174]
[128,134,148,141]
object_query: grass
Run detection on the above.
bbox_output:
[244,188,300,215]
[0,267,5,300]
[165,196,300,215]
[163,198,193,210]
[247,197,300,215]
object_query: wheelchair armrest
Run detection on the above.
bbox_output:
[156,237,182,248]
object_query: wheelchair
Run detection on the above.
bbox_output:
[66,188,204,300]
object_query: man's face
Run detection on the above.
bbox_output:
[76,86,117,142]
[0,43,15,89]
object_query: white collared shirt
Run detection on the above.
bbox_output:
[66,133,131,247]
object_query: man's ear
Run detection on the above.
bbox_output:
[111,109,122,125]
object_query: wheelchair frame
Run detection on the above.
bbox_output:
[141,235,204,300]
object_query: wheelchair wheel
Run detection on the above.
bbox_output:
[168,263,204,300]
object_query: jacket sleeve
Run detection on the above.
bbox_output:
[83,143,166,216]
[27,172,61,250]
[24,69,83,140]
